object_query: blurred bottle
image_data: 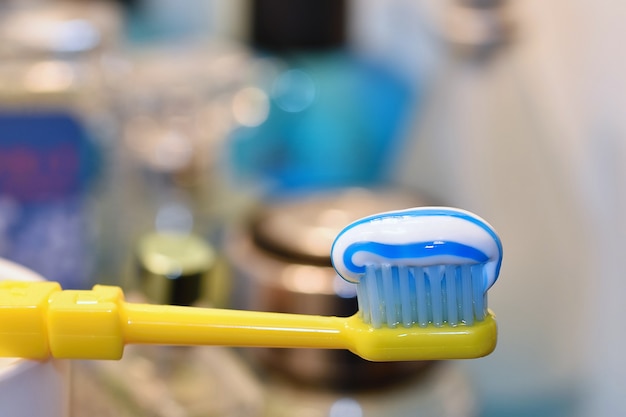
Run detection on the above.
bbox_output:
[0,2,124,289]
[227,0,416,196]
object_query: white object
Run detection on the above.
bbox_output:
[0,259,70,417]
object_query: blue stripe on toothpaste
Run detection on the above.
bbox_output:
[342,241,490,274]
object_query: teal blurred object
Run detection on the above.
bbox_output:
[228,0,417,194]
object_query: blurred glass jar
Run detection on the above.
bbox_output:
[115,42,253,259]
[224,188,479,417]
[0,2,125,288]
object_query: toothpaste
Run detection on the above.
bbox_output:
[331,207,502,291]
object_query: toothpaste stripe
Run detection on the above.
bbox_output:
[343,241,489,275]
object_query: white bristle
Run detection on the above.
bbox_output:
[445,265,459,325]
[415,267,428,327]
[399,266,412,327]
[358,263,488,329]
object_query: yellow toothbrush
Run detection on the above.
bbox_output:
[0,207,501,362]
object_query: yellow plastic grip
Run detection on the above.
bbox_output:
[0,282,125,359]
[0,281,61,359]
[0,281,497,361]
[47,285,126,359]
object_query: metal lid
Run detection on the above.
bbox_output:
[225,188,436,388]
[136,232,215,306]
[251,188,423,265]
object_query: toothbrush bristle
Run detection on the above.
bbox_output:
[358,263,488,328]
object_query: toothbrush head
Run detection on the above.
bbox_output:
[331,207,502,329]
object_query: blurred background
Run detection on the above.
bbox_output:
[0,0,624,416]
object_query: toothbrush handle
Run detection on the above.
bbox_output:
[0,281,498,362]
[123,303,349,350]
[0,281,351,360]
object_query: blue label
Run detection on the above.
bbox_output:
[0,111,99,201]
[0,111,101,288]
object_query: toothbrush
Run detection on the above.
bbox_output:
[0,207,501,362]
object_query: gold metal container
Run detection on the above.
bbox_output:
[225,188,436,389]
